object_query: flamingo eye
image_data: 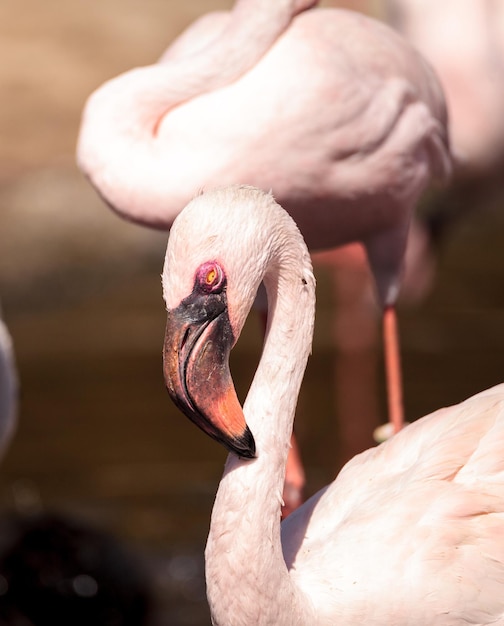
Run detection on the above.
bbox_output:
[197,262,225,294]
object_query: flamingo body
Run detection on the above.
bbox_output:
[282,384,504,623]
[162,186,504,625]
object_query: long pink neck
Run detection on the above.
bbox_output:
[118,0,319,123]
[205,216,316,625]
[77,0,317,228]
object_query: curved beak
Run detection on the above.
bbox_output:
[163,291,256,459]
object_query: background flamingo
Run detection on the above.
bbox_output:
[163,185,504,625]
[387,0,504,175]
[384,0,504,243]
[0,306,18,461]
[77,0,451,510]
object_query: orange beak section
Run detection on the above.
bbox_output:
[163,290,256,459]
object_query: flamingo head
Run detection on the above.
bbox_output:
[163,258,256,458]
[161,185,283,459]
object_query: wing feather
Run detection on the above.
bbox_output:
[282,384,504,624]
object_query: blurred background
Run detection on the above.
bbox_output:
[1,0,503,624]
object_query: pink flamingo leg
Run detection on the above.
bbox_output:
[383,305,404,434]
[281,434,305,519]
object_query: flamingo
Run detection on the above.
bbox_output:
[77,0,452,511]
[163,185,504,625]
[387,0,504,174]
[383,0,504,248]
[0,306,17,460]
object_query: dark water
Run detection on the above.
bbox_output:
[1,176,504,624]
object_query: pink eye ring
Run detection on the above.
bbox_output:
[196,261,225,293]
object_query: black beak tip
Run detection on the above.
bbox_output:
[228,425,256,459]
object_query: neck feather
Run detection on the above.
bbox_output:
[205,221,316,625]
